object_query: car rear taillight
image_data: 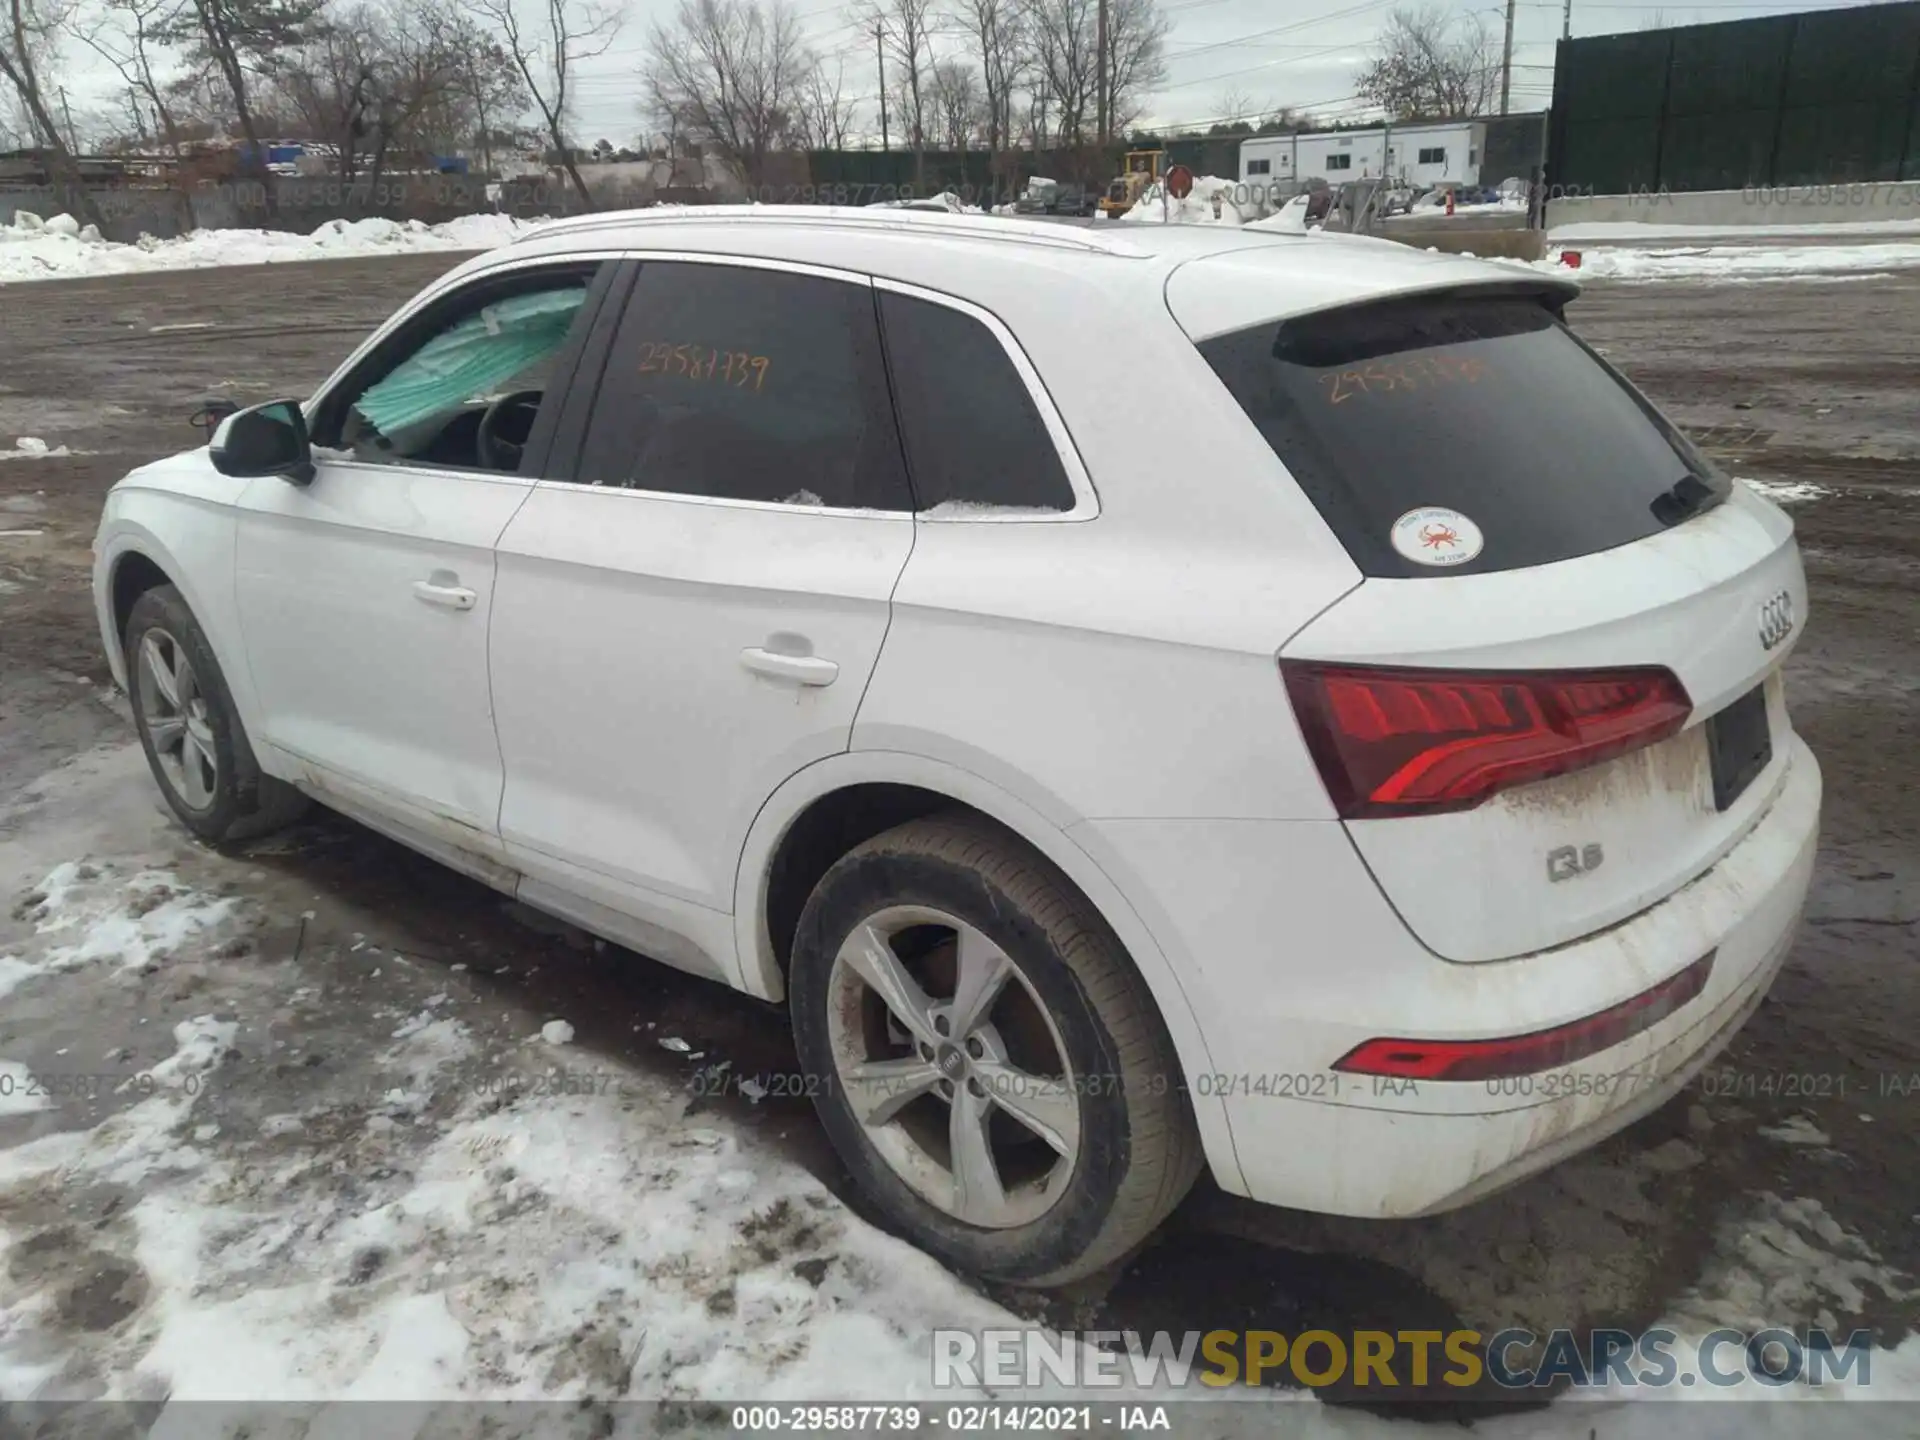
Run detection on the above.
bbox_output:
[1281,661,1692,818]
[1332,950,1715,1081]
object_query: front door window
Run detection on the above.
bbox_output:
[319,271,595,474]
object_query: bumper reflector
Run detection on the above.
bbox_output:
[1331,950,1717,1082]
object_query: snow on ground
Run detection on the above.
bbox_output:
[0,210,535,285]
[0,437,72,460]
[19,860,238,978]
[1552,215,1920,243]
[1758,1115,1835,1147]
[1409,195,1531,217]
[1742,477,1836,505]
[1,753,1912,1428]
[1537,241,1920,282]
[0,845,1045,1419]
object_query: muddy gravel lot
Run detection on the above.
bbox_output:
[0,255,1916,1414]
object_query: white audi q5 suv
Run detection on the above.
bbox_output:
[93,207,1820,1285]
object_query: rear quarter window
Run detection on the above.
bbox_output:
[878,290,1077,513]
[1197,296,1730,577]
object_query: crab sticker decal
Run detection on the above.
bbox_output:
[1390,506,1485,568]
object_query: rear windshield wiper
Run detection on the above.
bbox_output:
[1650,472,1718,526]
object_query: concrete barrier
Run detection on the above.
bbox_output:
[1545,183,1920,232]
[0,186,204,242]
[1374,224,1549,261]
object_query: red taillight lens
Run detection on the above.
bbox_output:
[1331,950,1715,1081]
[1281,661,1692,818]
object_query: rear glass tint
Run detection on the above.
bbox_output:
[1196,296,1730,577]
[878,291,1076,513]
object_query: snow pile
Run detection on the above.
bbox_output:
[0,209,537,285]
[1119,174,1260,226]
[1742,477,1834,505]
[1537,240,1920,281]
[1407,192,1528,216]
[0,437,71,460]
[13,861,241,984]
[865,190,985,215]
[0,985,1034,1407]
[1758,1114,1833,1146]
[1551,214,1920,243]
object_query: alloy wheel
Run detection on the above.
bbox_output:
[825,905,1081,1228]
[136,628,219,810]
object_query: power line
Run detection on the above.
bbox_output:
[1159,38,1367,90]
[1518,0,1882,7]
[1160,0,1398,59]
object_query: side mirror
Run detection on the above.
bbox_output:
[210,400,315,486]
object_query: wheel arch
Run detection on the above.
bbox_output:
[96,510,269,755]
[732,750,1246,1192]
[108,549,174,669]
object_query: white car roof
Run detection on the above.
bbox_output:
[487,205,1577,339]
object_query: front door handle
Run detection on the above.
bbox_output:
[412,579,477,611]
[741,647,839,686]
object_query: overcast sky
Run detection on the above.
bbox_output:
[58,0,1885,149]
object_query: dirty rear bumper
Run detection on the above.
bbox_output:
[1077,734,1821,1218]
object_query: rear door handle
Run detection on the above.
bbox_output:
[741,647,839,686]
[412,579,477,611]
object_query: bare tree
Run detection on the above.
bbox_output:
[1355,5,1497,122]
[81,0,189,152]
[157,64,234,142]
[926,57,977,150]
[1020,82,1049,151]
[157,0,329,213]
[0,87,28,145]
[1213,86,1254,127]
[478,0,624,207]
[1098,0,1164,136]
[0,0,105,225]
[434,7,528,173]
[641,0,811,187]
[949,0,1020,160]
[793,50,857,149]
[855,0,933,185]
[362,9,465,186]
[274,11,377,177]
[1026,0,1090,145]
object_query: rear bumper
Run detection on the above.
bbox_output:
[1073,734,1821,1217]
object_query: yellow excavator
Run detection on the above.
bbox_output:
[1097,149,1166,219]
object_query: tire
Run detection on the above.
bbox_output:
[790,813,1201,1286]
[125,584,308,844]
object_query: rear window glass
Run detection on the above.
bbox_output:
[878,291,1076,513]
[1196,296,1730,577]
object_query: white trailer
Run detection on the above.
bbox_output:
[1238,135,1298,185]
[1240,121,1485,189]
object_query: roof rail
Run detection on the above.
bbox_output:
[512,204,1148,258]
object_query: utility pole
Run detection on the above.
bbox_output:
[1096,0,1109,145]
[873,19,890,151]
[58,86,79,155]
[1500,0,1517,114]
[1562,0,1572,39]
